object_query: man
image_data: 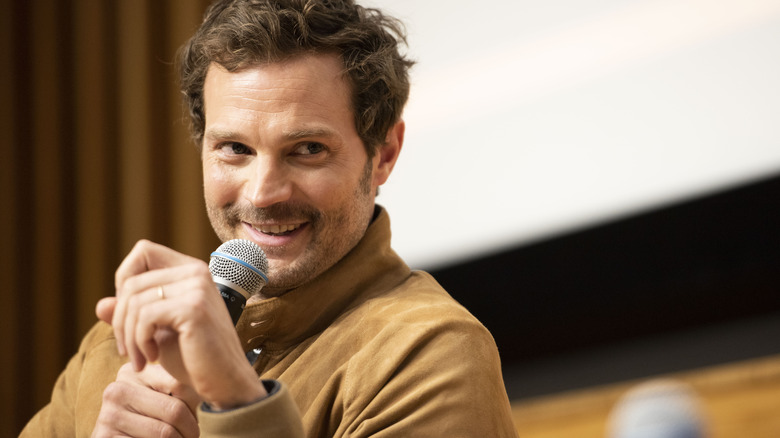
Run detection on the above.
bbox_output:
[22,0,518,436]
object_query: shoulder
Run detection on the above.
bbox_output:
[79,321,118,353]
[74,321,126,370]
[358,270,490,337]
[342,269,500,372]
[334,271,516,436]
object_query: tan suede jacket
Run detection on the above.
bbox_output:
[23,208,519,437]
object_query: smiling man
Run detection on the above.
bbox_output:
[22,1,518,437]
[201,54,395,297]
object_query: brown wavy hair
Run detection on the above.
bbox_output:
[178,0,414,157]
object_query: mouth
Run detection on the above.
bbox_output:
[248,222,304,237]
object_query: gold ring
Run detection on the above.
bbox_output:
[157,285,165,300]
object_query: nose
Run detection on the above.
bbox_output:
[244,157,293,208]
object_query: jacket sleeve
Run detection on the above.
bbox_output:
[22,321,305,438]
[20,322,125,438]
[198,380,305,438]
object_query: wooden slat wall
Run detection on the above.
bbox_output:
[0,1,215,436]
[0,0,21,431]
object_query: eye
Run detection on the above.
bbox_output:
[292,142,326,156]
[219,142,252,155]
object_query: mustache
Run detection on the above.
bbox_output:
[224,202,322,224]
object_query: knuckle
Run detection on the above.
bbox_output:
[136,301,152,321]
[158,401,192,437]
[102,381,128,403]
[167,400,191,425]
[187,298,210,320]
[156,422,179,438]
[116,363,133,379]
[101,405,123,425]
[116,239,155,289]
[185,260,210,278]
[123,276,143,296]
[134,239,153,250]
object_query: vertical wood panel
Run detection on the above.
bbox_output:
[3,1,225,434]
[57,0,79,363]
[10,1,39,429]
[0,0,21,434]
[30,0,69,409]
[73,1,120,338]
[148,0,174,247]
[117,0,154,251]
[166,0,222,258]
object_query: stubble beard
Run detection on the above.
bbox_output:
[206,159,375,296]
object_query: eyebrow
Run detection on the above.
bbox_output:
[204,129,246,142]
[284,127,339,140]
[204,127,340,142]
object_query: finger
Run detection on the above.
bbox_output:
[115,240,202,293]
[113,285,158,360]
[120,261,210,304]
[125,287,160,371]
[111,276,162,358]
[131,275,236,386]
[99,380,197,438]
[95,297,116,324]
[134,289,190,370]
[126,285,180,372]
[96,407,186,438]
[112,290,129,357]
[131,363,202,415]
[171,382,202,416]
[118,264,210,368]
[113,241,202,356]
[149,394,200,438]
[121,267,212,370]
[115,364,201,436]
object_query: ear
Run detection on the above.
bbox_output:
[372,120,405,189]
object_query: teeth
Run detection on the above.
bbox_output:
[253,223,301,235]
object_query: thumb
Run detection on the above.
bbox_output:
[95,297,117,324]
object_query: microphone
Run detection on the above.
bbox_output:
[209,239,269,326]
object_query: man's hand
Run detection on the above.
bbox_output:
[91,363,200,438]
[96,239,267,409]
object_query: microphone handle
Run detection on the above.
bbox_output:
[216,283,247,326]
[215,282,262,364]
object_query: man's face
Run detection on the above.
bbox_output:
[201,54,398,296]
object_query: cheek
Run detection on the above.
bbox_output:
[203,161,243,205]
[301,172,352,206]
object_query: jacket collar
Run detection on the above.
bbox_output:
[235,206,410,352]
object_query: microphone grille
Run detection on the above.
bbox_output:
[209,239,269,296]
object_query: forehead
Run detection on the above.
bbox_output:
[203,53,354,124]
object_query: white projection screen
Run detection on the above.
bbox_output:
[365,0,780,269]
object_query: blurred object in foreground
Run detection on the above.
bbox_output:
[607,379,707,438]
